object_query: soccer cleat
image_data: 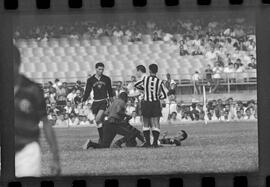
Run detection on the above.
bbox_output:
[111,143,122,148]
[152,143,163,148]
[141,142,151,148]
[82,139,91,150]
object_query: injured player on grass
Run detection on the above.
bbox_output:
[111,129,188,148]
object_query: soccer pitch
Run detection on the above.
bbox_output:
[40,121,258,176]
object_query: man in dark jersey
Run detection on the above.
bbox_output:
[82,62,114,148]
[85,92,144,149]
[14,45,60,177]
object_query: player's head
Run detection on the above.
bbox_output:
[166,73,171,79]
[167,90,176,101]
[149,64,158,75]
[95,62,105,76]
[13,45,21,80]
[136,65,146,78]
[118,92,128,103]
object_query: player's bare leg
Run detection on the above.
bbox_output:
[95,109,105,144]
[151,117,161,147]
[142,117,151,147]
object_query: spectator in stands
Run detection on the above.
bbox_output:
[169,112,178,122]
[244,108,253,120]
[183,106,194,121]
[48,86,57,104]
[74,89,82,105]
[127,76,140,97]
[191,103,200,121]
[165,73,176,93]
[205,47,217,61]
[79,116,91,126]
[75,80,84,93]
[224,62,235,73]
[68,112,79,126]
[192,71,201,95]
[55,113,68,127]
[163,90,177,121]
[248,57,256,69]
[197,104,205,120]
[64,101,73,114]
[126,99,136,116]
[115,81,125,98]
[205,64,213,93]
[176,103,183,121]
[212,61,223,93]
[129,111,141,125]
[67,88,77,103]
[234,59,245,72]
[56,83,67,107]
[50,102,59,114]
[85,103,95,124]
[53,78,61,90]
[179,45,189,56]
[192,46,203,56]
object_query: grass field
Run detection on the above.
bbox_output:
[40,121,258,176]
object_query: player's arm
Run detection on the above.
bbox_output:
[134,77,145,91]
[159,81,167,100]
[42,117,61,175]
[82,78,92,102]
[107,77,114,103]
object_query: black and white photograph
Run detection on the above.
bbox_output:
[13,10,258,176]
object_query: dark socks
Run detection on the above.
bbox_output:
[97,127,103,144]
[143,130,150,145]
[152,130,160,146]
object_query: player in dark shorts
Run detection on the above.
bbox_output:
[82,62,114,148]
[111,118,145,148]
[13,45,60,177]
[134,64,167,148]
[85,92,144,149]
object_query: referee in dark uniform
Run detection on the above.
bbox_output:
[82,62,114,148]
[134,64,167,147]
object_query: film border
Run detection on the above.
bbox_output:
[0,0,269,186]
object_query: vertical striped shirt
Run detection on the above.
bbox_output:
[134,75,167,102]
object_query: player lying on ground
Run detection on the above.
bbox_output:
[159,130,188,146]
[84,92,145,149]
[111,129,188,148]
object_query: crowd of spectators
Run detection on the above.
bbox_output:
[44,76,257,128]
[14,17,256,67]
[161,91,257,123]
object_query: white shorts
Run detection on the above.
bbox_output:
[15,141,41,177]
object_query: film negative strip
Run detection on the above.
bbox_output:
[0,0,270,186]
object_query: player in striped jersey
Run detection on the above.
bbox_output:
[134,64,167,147]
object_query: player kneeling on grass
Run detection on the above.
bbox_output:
[84,92,145,149]
[111,115,145,148]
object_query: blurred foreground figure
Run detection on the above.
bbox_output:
[14,45,61,177]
